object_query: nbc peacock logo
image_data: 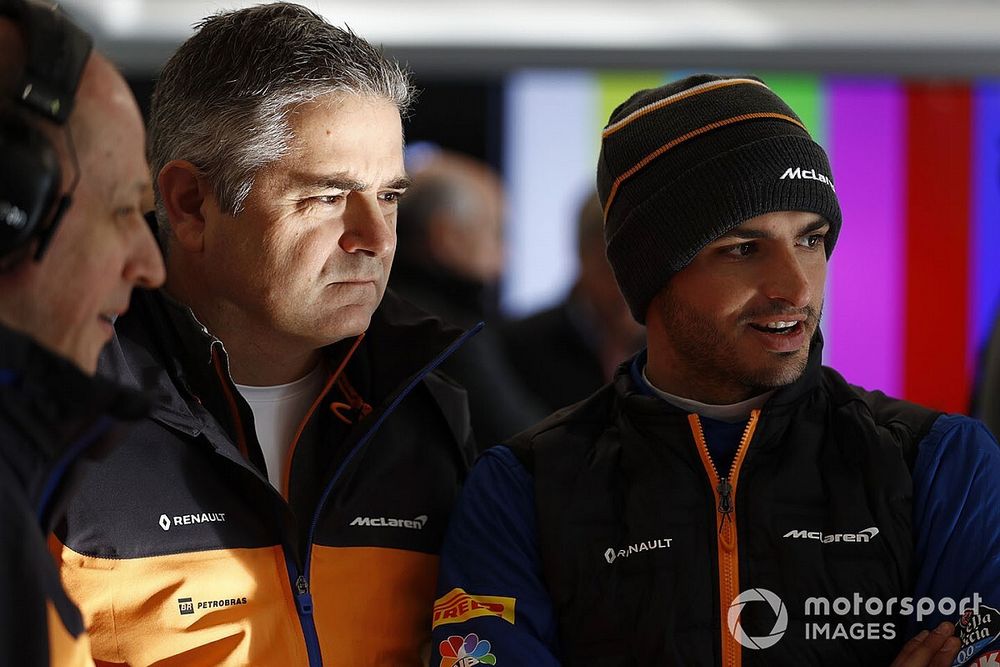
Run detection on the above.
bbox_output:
[439,633,497,666]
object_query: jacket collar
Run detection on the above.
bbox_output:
[615,331,826,416]
[102,287,470,434]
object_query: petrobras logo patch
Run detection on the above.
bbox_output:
[728,588,789,650]
[433,588,515,629]
[439,632,496,666]
[350,514,428,530]
[604,537,673,564]
[176,595,247,616]
[783,526,879,544]
[158,512,227,531]
[779,166,836,192]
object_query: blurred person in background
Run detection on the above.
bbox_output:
[0,0,165,664]
[391,146,547,448]
[49,4,475,665]
[501,191,644,412]
[972,307,1000,436]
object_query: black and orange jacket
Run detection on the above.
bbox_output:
[53,288,478,666]
[432,337,1000,666]
[0,325,146,667]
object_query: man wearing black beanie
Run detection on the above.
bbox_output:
[432,75,1000,666]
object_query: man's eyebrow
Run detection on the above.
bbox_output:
[291,172,411,192]
[384,176,412,190]
[716,217,830,241]
[114,179,153,202]
[796,218,831,236]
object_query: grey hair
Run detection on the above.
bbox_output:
[149,2,414,241]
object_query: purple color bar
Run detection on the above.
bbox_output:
[826,79,904,395]
[973,83,1000,371]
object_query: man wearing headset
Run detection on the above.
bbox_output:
[0,1,165,664]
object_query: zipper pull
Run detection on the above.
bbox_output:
[295,575,313,615]
[717,478,736,551]
[717,479,733,516]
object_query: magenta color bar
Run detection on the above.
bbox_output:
[825,79,904,395]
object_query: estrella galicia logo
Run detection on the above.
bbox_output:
[177,598,194,615]
[728,588,788,650]
[956,604,1000,666]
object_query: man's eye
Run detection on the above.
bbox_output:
[379,191,402,203]
[727,242,756,257]
[311,192,347,205]
[801,234,826,248]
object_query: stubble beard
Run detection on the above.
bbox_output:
[659,293,823,401]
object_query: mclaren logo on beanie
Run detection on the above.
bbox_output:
[780,167,836,192]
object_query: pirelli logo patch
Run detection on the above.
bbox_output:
[432,588,516,629]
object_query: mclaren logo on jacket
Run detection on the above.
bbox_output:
[350,514,428,530]
[783,526,879,543]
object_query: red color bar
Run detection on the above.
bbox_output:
[903,83,972,413]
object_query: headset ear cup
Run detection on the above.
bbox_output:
[0,113,62,261]
[32,192,69,261]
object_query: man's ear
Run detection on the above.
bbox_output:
[157,160,211,253]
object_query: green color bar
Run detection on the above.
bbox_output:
[596,71,668,133]
[758,73,826,142]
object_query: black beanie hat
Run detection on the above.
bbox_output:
[597,74,842,324]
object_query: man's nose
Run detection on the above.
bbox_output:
[762,247,812,309]
[340,194,395,258]
[124,213,166,288]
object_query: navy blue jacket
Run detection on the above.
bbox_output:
[432,344,1000,667]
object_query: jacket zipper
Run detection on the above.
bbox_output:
[284,555,323,666]
[211,346,325,665]
[688,409,761,667]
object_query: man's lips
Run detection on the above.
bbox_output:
[745,318,809,353]
[327,278,378,286]
[747,315,806,334]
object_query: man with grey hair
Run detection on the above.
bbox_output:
[51,3,476,665]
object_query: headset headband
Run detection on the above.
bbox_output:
[0,0,93,264]
[2,0,92,123]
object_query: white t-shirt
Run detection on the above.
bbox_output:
[642,365,772,423]
[235,364,328,492]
